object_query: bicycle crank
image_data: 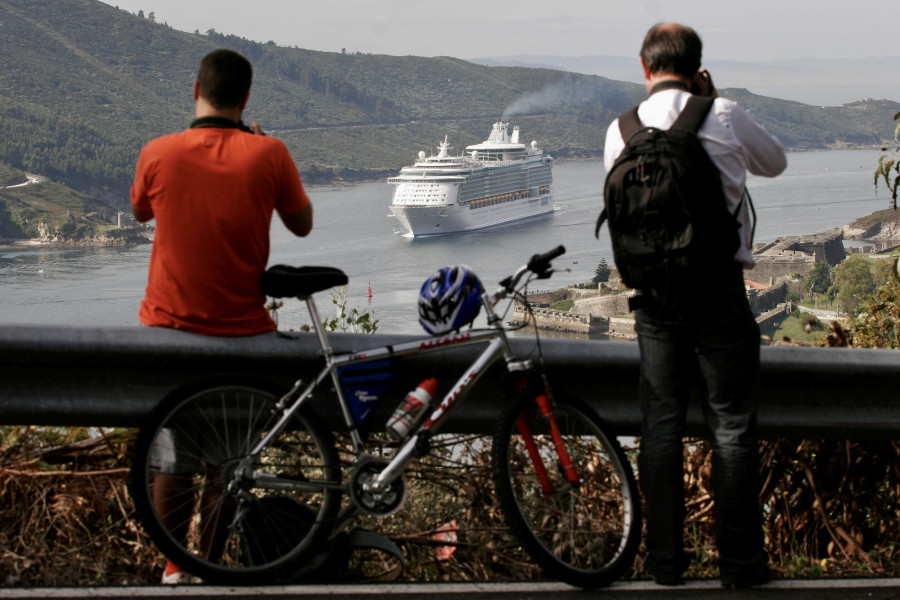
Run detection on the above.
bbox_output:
[349,456,407,516]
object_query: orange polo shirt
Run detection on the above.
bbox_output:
[131,125,310,336]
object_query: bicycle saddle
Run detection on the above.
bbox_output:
[261,265,349,298]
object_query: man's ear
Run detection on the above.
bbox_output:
[192,80,200,101]
[239,93,249,112]
[639,56,651,80]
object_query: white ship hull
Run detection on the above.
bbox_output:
[390,193,553,237]
[388,122,554,237]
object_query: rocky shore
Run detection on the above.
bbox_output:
[842,208,900,241]
[0,231,151,249]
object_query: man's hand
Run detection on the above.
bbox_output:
[691,69,717,98]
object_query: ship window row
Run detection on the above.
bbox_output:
[468,189,531,210]
[391,177,463,184]
[459,173,528,202]
[459,173,552,203]
[397,194,447,203]
[460,164,551,191]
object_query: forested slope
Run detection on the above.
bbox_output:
[0,0,897,216]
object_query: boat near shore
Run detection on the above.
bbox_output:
[388,122,553,237]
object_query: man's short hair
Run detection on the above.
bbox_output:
[196,49,253,109]
[640,23,702,79]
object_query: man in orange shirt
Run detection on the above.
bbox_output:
[131,49,313,583]
[132,48,313,336]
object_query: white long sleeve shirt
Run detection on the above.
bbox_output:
[603,89,787,268]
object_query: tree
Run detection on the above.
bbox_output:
[592,258,612,285]
[833,255,875,315]
[875,111,900,209]
[801,262,833,299]
[871,257,896,288]
[846,276,900,349]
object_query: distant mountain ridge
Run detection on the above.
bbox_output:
[0,0,898,221]
[471,55,900,107]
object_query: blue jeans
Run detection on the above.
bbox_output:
[635,274,766,580]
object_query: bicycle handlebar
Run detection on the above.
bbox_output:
[527,245,566,276]
[492,245,566,304]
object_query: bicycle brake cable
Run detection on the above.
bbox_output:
[520,274,557,403]
[518,273,545,362]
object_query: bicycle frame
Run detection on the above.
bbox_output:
[244,286,533,498]
[131,246,643,589]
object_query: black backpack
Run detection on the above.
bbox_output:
[596,95,741,310]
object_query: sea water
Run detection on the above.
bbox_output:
[0,150,888,334]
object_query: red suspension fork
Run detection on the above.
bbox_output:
[516,412,555,494]
[535,394,582,485]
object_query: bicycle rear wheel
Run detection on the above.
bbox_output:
[492,393,641,589]
[130,380,341,585]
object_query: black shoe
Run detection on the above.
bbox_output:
[721,564,772,589]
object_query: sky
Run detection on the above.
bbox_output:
[98,0,893,63]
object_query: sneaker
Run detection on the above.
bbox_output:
[161,561,201,584]
[162,570,196,584]
[721,564,772,589]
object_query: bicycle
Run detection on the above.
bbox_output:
[130,246,641,588]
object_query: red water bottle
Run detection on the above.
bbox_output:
[386,378,438,440]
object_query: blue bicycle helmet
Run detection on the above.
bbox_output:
[418,265,484,335]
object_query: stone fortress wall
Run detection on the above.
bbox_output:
[516,228,850,339]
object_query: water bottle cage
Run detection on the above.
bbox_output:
[414,429,432,457]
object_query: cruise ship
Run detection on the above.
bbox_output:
[388,122,553,236]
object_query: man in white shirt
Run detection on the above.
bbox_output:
[602,23,786,589]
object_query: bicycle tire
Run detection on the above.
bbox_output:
[492,392,641,589]
[130,379,342,585]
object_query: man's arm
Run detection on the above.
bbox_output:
[132,205,154,223]
[278,203,313,237]
[603,120,625,173]
[730,105,787,177]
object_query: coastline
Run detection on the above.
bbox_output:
[0,236,151,250]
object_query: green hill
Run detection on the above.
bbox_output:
[0,0,898,239]
[0,162,145,244]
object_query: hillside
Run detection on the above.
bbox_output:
[0,0,898,221]
[0,162,145,244]
[843,208,900,240]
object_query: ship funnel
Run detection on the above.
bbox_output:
[510,126,519,144]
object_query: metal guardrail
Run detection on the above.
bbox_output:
[1,324,899,439]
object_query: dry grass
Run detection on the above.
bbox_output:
[0,427,160,586]
[2,426,900,587]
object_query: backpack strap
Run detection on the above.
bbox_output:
[594,207,607,239]
[597,107,643,238]
[617,106,643,141]
[670,95,715,133]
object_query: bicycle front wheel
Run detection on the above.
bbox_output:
[130,380,341,585]
[492,393,641,589]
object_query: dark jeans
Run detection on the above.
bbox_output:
[635,274,766,580]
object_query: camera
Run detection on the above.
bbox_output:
[690,69,717,98]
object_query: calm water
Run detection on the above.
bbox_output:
[0,150,887,334]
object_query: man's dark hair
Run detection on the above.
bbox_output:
[640,23,702,79]
[196,49,253,109]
